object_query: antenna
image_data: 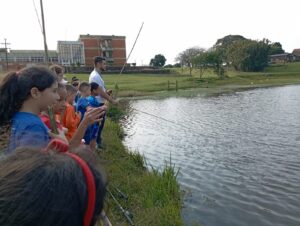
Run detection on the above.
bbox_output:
[120,22,144,74]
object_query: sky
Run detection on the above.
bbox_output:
[0,0,299,65]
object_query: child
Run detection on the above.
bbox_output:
[87,82,102,150]
[40,83,68,143]
[0,140,107,226]
[71,76,81,106]
[77,82,91,119]
[0,66,59,154]
[62,85,81,141]
[49,64,68,84]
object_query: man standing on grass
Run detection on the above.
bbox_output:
[89,56,117,149]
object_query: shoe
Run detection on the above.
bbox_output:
[97,143,104,150]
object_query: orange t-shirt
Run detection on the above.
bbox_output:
[62,103,81,140]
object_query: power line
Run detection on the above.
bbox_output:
[0,39,11,71]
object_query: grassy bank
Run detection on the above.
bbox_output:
[98,109,182,226]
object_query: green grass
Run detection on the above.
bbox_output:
[98,111,183,226]
[65,62,300,98]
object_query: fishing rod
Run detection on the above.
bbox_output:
[111,185,128,200]
[120,22,144,75]
[107,188,135,226]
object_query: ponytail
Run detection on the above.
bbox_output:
[0,72,19,152]
[0,72,20,124]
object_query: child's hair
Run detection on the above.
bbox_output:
[90,82,100,93]
[49,64,64,76]
[0,66,57,125]
[0,145,107,226]
[79,82,90,92]
[65,84,77,95]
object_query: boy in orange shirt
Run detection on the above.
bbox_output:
[62,85,81,140]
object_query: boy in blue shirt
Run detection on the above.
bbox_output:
[87,82,102,151]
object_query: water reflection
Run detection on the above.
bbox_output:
[122,85,300,226]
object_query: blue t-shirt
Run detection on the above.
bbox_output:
[87,95,101,108]
[76,97,90,119]
[7,112,50,154]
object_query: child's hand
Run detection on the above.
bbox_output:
[49,129,69,144]
[62,127,68,135]
[106,89,113,95]
[81,106,107,126]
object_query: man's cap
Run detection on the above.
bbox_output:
[94,56,106,64]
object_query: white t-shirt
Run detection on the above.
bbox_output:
[89,69,106,104]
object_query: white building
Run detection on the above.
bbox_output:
[57,41,85,66]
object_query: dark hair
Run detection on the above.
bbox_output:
[0,66,57,125]
[65,84,77,94]
[49,64,64,76]
[94,56,106,65]
[79,82,90,92]
[58,82,66,90]
[0,146,107,226]
[90,82,99,92]
[72,76,79,82]
[72,81,80,87]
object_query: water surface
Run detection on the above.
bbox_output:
[122,85,300,226]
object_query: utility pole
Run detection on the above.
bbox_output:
[40,0,49,64]
[1,38,11,71]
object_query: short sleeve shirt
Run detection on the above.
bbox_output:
[89,69,106,104]
[7,112,50,154]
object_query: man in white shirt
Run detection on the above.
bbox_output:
[89,56,117,149]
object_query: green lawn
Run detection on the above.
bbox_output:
[65,62,300,97]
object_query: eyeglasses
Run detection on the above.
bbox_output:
[72,82,79,87]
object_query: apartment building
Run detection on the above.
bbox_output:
[57,41,85,66]
[79,34,126,67]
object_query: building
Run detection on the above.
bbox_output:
[269,53,294,64]
[79,34,126,67]
[0,50,58,71]
[57,41,85,66]
[292,49,300,61]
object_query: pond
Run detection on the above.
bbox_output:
[122,85,300,226]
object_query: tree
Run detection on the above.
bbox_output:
[150,54,166,67]
[175,47,205,76]
[214,35,247,50]
[269,42,284,55]
[227,39,270,72]
[192,51,208,78]
[205,50,225,78]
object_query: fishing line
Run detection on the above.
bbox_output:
[32,0,43,34]
[129,106,216,139]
